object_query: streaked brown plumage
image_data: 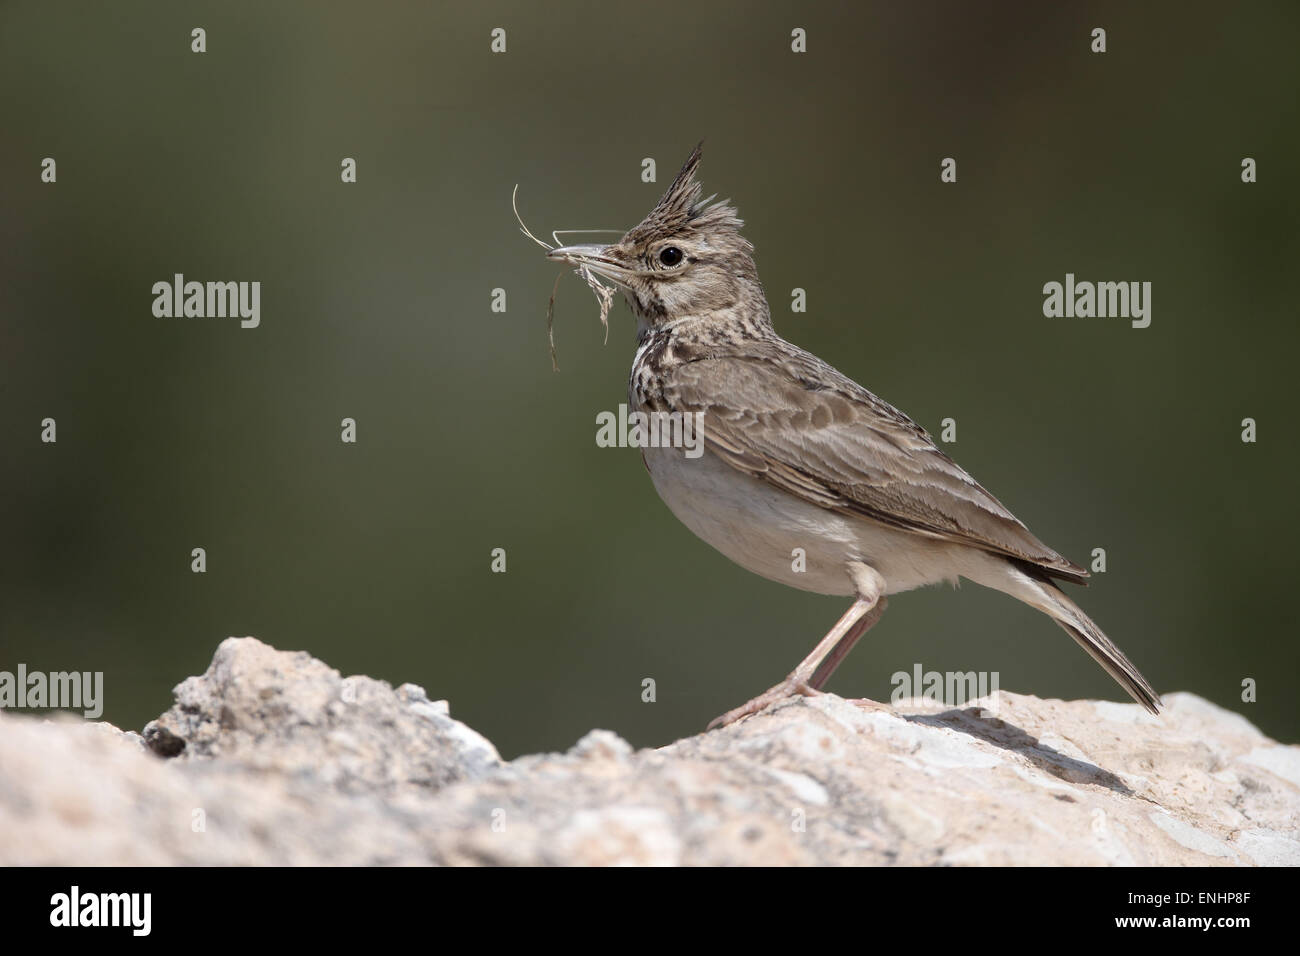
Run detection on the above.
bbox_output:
[547,143,1160,726]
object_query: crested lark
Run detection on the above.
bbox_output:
[547,143,1160,729]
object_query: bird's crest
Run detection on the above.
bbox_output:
[625,142,747,248]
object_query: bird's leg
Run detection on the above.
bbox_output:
[808,596,887,690]
[707,564,888,730]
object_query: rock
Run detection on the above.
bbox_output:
[0,636,1296,865]
[141,638,501,792]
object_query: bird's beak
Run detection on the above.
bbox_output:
[547,244,630,284]
[547,243,614,265]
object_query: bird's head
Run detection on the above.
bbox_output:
[547,143,764,333]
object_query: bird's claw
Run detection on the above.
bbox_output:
[706,678,822,731]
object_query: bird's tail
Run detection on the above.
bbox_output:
[971,558,1161,714]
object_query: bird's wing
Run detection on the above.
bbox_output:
[653,346,1087,582]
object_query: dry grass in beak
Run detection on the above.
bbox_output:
[581,265,615,345]
[545,271,563,372]
[513,185,618,371]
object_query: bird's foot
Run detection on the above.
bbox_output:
[706,678,822,731]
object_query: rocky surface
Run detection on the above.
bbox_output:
[1,636,1296,865]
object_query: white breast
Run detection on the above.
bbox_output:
[641,445,975,598]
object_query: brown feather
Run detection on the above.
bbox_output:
[643,338,1088,583]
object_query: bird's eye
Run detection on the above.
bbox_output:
[658,246,684,267]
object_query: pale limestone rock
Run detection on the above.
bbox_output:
[0,636,1295,866]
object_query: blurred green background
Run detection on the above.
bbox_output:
[1,1,1296,756]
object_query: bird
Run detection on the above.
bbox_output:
[545,143,1160,729]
